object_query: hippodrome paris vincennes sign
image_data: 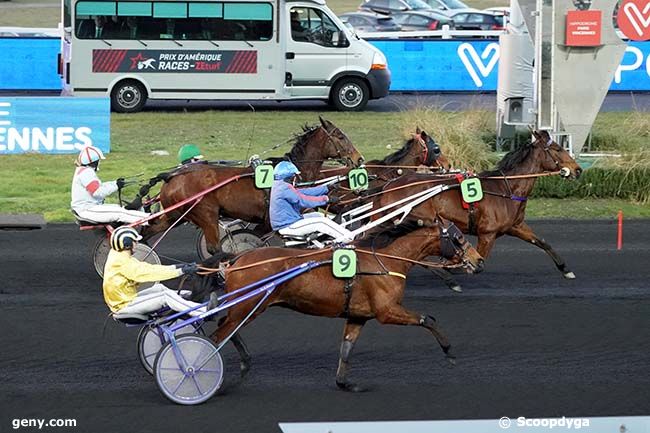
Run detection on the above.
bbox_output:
[0,97,110,155]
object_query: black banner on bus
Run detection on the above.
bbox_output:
[92,50,257,73]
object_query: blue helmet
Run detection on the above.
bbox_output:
[274,161,300,180]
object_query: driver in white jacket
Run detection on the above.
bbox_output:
[71,145,149,224]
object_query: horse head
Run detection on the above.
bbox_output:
[318,116,364,167]
[179,252,234,303]
[415,127,451,171]
[532,130,582,179]
[435,217,484,274]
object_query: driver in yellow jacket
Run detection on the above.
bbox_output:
[103,226,207,317]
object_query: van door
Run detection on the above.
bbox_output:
[285,6,348,98]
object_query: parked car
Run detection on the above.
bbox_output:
[392,10,455,30]
[339,12,402,32]
[358,0,432,15]
[447,9,505,30]
[421,0,469,13]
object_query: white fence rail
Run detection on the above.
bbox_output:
[0,26,61,37]
[357,26,505,40]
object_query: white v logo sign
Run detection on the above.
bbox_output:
[457,43,500,87]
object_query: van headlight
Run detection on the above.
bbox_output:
[371,51,387,70]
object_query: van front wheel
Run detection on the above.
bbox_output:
[330,78,369,111]
[111,80,147,113]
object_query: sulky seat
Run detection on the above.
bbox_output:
[112,312,150,325]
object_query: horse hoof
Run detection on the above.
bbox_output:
[564,272,576,279]
[240,362,251,378]
[446,356,457,366]
[336,381,365,393]
[450,285,463,293]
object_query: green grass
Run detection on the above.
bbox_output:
[0,0,506,27]
[525,199,650,219]
[0,110,649,222]
[0,0,60,28]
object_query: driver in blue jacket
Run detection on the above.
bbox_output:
[270,161,353,242]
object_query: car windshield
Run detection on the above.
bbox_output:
[404,0,431,10]
[493,14,504,26]
[443,0,468,8]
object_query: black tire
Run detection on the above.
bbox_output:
[330,77,369,111]
[111,80,147,113]
[196,228,267,260]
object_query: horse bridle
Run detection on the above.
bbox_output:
[438,217,471,263]
[537,136,563,171]
[414,134,441,167]
[322,125,359,165]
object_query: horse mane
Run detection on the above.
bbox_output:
[480,139,535,176]
[285,124,320,164]
[356,220,423,249]
[377,137,416,165]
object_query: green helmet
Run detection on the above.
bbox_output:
[177,144,204,164]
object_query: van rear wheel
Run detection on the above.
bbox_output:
[330,78,369,111]
[111,80,147,113]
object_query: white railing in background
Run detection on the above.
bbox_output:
[357,25,505,40]
[357,26,628,41]
[0,27,60,37]
[0,25,628,40]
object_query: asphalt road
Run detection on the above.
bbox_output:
[2,91,648,112]
[143,93,650,112]
[1,220,649,433]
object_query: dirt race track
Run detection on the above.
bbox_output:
[1,220,649,433]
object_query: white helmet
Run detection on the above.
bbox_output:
[77,145,105,166]
[110,226,142,251]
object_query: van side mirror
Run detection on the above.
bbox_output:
[337,31,349,47]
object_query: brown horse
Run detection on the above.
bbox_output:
[374,130,582,291]
[201,219,483,391]
[140,117,364,254]
[323,127,450,182]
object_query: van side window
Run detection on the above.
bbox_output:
[74,1,273,41]
[290,7,342,48]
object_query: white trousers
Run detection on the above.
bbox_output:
[118,283,206,317]
[76,204,149,224]
[279,212,353,241]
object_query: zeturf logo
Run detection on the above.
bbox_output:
[0,98,110,155]
[618,0,650,41]
[457,42,500,87]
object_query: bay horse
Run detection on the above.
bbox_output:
[195,219,483,392]
[374,130,582,292]
[322,128,450,215]
[139,117,364,254]
[322,127,450,184]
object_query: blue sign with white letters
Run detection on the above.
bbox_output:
[370,39,500,91]
[2,38,650,93]
[368,39,650,92]
[0,97,110,155]
[610,42,650,91]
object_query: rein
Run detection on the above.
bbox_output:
[197,243,464,277]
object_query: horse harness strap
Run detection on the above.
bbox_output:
[343,277,354,318]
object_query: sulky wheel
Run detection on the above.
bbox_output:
[94,239,160,288]
[196,228,266,260]
[154,334,224,405]
[92,235,111,277]
[137,321,205,375]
